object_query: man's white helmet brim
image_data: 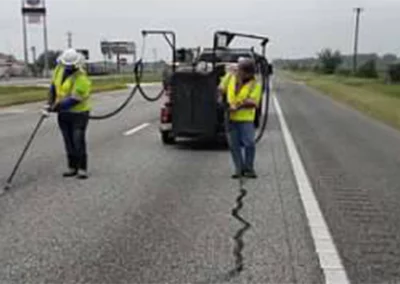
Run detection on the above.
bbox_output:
[59,48,85,67]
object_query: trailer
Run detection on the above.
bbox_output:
[151,30,272,144]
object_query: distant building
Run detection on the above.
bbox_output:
[0,53,28,79]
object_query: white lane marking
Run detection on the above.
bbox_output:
[273,94,350,284]
[123,123,150,136]
[126,83,161,88]
[0,109,26,114]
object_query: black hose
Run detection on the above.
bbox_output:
[134,60,165,102]
[89,85,138,120]
[255,64,271,143]
[88,59,165,120]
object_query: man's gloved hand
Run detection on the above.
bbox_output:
[58,97,80,111]
[229,103,239,112]
[52,103,61,112]
[41,105,51,117]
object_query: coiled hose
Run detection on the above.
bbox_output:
[89,60,165,120]
[134,59,165,102]
[255,58,271,143]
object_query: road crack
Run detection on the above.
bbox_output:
[196,181,253,284]
[227,183,252,279]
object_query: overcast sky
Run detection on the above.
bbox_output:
[1,0,399,62]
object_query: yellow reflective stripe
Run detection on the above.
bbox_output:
[227,78,261,122]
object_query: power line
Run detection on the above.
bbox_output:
[353,7,364,73]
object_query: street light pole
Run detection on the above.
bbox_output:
[42,0,49,77]
[31,46,37,76]
[21,0,29,66]
[353,7,363,73]
[31,46,36,63]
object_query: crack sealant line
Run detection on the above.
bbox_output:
[226,179,252,280]
[273,93,350,284]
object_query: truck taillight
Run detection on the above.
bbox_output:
[165,87,172,98]
[161,107,171,123]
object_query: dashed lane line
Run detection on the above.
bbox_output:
[123,123,150,136]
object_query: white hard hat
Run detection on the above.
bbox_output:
[59,48,84,66]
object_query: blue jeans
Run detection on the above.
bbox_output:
[227,122,256,174]
[58,111,89,170]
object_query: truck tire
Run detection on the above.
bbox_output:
[161,131,176,145]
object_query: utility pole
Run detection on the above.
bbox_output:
[353,7,363,73]
[21,1,29,66]
[31,46,36,63]
[31,46,37,77]
[67,31,72,48]
[40,0,49,77]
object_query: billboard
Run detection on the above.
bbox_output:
[119,58,128,65]
[26,0,41,5]
[22,0,46,24]
[77,49,90,60]
[101,41,136,55]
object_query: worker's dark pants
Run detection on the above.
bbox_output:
[57,111,89,171]
[227,121,256,174]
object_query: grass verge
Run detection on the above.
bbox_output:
[283,71,400,130]
[0,73,161,108]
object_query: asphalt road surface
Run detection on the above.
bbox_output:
[0,80,399,284]
[275,77,400,284]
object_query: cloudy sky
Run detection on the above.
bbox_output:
[0,0,399,62]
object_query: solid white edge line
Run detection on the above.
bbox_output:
[123,123,150,136]
[273,94,350,284]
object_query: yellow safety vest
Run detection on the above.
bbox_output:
[52,64,92,112]
[221,74,262,122]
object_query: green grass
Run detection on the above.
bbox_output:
[0,73,161,108]
[283,71,400,130]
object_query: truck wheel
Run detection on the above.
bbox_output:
[161,131,175,145]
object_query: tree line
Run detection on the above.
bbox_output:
[274,49,400,83]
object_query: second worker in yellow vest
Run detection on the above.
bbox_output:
[219,58,262,179]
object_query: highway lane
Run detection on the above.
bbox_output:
[0,86,323,283]
[275,77,400,284]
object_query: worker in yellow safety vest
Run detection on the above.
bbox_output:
[42,48,92,179]
[219,58,262,179]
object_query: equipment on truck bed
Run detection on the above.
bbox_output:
[159,30,273,145]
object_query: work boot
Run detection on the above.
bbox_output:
[77,170,89,180]
[63,168,78,178]
[243,169,257,179]
[231,172,242,179]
